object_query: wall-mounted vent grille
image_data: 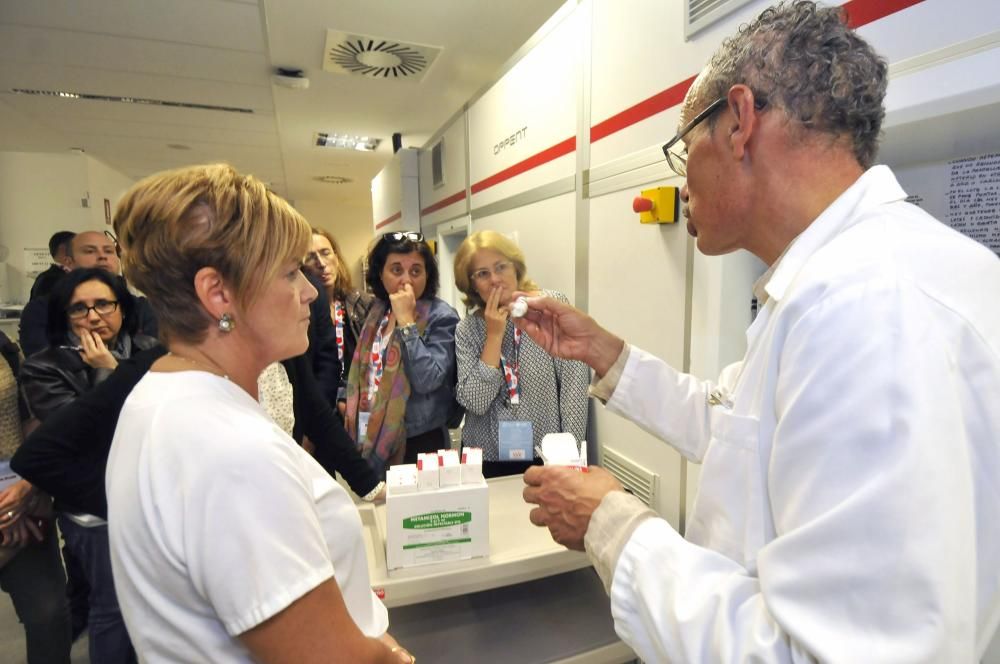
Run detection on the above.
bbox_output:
[603,448,659,508]
[431,139,445,190]
[323,30,441,81]
[10,88,253,114]
[685,0,756,39]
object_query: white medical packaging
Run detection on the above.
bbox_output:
[416,453,440,491]
[385,479,489,572]
[461,447,484,484]
[538,433,587,469]
[437,449,461,487]
[386,464,419,495]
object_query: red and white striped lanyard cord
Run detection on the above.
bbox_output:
[500,327,522,405]
[365,312,392,404]
[333,300,346,363]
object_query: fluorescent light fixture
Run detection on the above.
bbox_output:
[314,132,381,152]
[11,88,253,113]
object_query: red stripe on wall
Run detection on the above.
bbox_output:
[375,211,401,229]
[421,189,467,216]
[842,0,925,28]
[590,75,697,144]
[468,0,921,194]
[471,136,576,194]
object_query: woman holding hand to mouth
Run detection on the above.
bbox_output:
[453,231,590,478]
[343,232,459,478]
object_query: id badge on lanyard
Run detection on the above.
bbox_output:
[498,327,532,461]
[357,411,371,444]
[498,420,533,461]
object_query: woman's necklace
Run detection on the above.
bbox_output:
[166,352,230,380]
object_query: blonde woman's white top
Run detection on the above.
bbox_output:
[106,370,388,663]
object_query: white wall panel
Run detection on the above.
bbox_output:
[588,0,769,167]
[587,183,690,524]
[0,152,107,302]
[468,9,581,208]
[371,148,420,234]
[858,0,1000,65]
[472,193,576,304]
[419,115,468,225]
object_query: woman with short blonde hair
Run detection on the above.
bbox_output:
[453,230,589,478]
[106,164,412,664]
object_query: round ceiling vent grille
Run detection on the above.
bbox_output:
[323,31,441,81]
[328,40,426,78]
[313,175,353,185]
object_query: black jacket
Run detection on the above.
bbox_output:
[12,348,379,518]
[20,335,160,422]
[28,264,67,301]
[305,271,342,407]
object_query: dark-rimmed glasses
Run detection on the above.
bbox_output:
[382,231,423,243]
[67,300,119,320]
[661,97,727,178]
[104,229,121,258]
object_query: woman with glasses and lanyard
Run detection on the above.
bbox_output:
[344,231,460,479]
[20,267,158,664]
[453,231,590,478]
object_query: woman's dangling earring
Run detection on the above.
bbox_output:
[218,313,235,333]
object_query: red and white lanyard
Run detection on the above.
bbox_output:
[365,312,392,404]
[333,300,346,363]
[500,327,522,405]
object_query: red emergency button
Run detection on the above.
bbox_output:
[633,196,653,213]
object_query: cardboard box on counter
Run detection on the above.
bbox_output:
[385,480,489,572]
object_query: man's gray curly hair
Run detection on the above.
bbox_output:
[699,1,888,168]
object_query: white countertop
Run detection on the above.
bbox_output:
[361,474,591,608]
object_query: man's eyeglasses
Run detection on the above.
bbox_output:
[470,261,513,284]
[104,230,121,258]
[382,231,423,243]
[661,96,727,178]
[67,300,119,320]
[303,248,335,266]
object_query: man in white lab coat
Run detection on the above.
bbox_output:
[519,2,1000,662]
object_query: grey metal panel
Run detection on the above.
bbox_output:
[387,568,632,664]
[470,176,576,220]
[587,144,664,184]
[585,161,681,199]
[575,0,593,315]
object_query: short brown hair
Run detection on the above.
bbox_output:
[113,163,311,344]
[453,230,538,310]
[310,227,354,299]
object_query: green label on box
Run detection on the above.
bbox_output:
[402,511,472,529]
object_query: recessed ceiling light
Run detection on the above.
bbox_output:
[11,88,253,114]
[313,175,353,184]
[314,132,380,152]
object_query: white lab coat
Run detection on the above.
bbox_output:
[599,166,1000,663]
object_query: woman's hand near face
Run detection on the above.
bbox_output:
[79,329,118,370]
[388,283,417,326]
[483,286,509,339]
[479,286,508,369]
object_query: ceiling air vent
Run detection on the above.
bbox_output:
[685,0,756,39]
[323,30,441,81]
